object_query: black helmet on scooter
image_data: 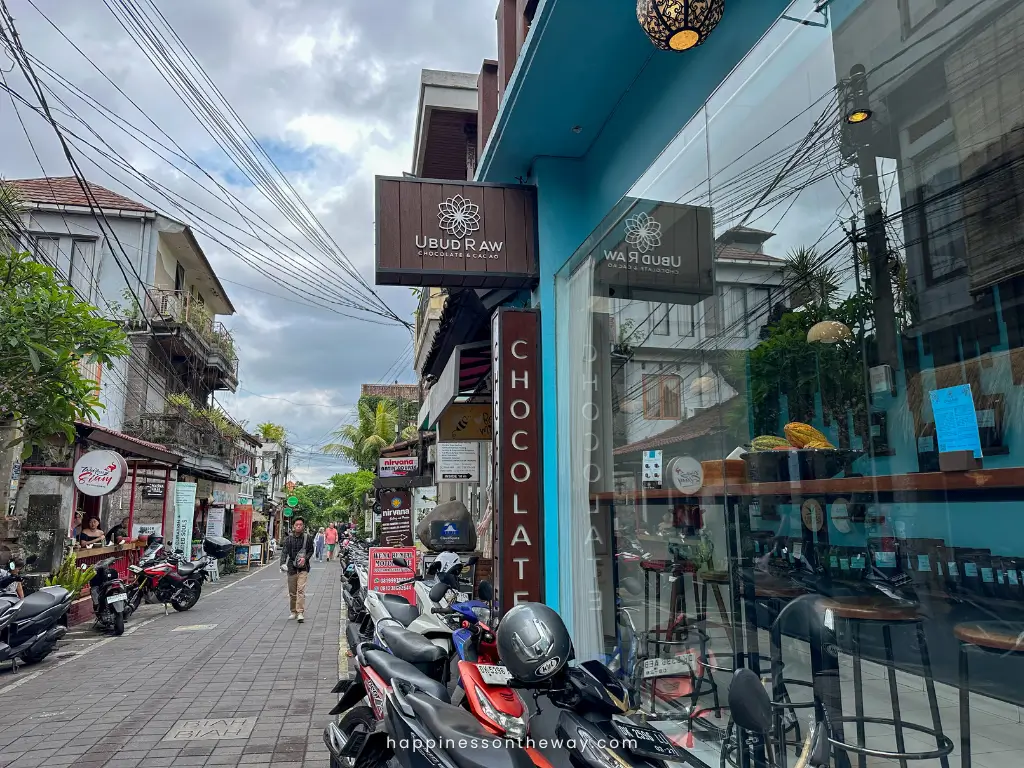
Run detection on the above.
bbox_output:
[496,602,571,684]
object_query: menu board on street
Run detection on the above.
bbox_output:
[233,504,254,544]
[368,547,417,604]
[206,507,225,538]
[380,490,414,547]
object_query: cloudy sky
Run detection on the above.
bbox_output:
[0,0,497,483]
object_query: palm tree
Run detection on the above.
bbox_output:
[323,398,399,471]
[785,246,840,310]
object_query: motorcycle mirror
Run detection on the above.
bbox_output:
[728,668,772,735]
[322,723,345,758]
[429,581,449,603]
[392,556,409,568]
[477,580,494,602]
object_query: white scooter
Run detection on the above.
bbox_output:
[360,553,477,665]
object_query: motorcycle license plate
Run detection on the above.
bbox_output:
[456,592,471,602]
[107,593,127,604]
[476,665,512,686]
[642,652,695,679]
[612,720,685,760]
[128,565,143,573]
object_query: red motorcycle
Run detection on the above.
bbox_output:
[124,536,231,615]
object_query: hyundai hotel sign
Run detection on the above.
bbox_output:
[378,456,419,478]
[375,176,538,289]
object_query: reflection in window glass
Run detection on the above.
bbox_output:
[642,374,681,420]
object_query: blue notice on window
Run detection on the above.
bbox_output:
[929,384,983,458]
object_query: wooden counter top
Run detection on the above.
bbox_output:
[74,542,143,558]
[592,467,1024,501]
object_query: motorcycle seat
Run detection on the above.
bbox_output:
[363,649,450,704]
[177,562,198,576]
[404,691,535,768]
[16,587,66,619]
[380,594,419,627]
[378,624,446,665]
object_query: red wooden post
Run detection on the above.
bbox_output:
[159,468,170,539]
[126,462,138,540]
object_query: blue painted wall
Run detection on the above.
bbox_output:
[478,0,794,623]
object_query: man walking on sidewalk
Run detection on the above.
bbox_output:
[279,517,315,622]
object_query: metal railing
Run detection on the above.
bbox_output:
[147,289,239,375]
[126,411,234,461]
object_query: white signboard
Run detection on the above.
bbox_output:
[668,456,704,495]
[173,482,198,555]
[206,507,226,538]
[132,523,162,540]
[437,442,480,482]
[414,486,438,525]
[73,450,128,497]
[378,456,419,477]
[642,450,663,485]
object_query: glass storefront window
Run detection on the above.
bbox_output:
[556,1,1024,766]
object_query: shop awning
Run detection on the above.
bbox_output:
[421,287,517,379]
[76,421,181,466]
[425,341,491,429]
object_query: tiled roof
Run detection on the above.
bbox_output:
[613,398,734,456]
[6,176,154,213]
[717,245,785,263]
[361,384,421,402]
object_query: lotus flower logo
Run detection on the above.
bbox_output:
[624,212,662,254]
[437,195,481,240]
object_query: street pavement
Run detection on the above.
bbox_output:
[0,561,341,768]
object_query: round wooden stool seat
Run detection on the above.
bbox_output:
[821,596,921,622]
[954,622,1024,652]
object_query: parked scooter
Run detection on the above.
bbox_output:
[0,555,72,669]
[89,557,129,635]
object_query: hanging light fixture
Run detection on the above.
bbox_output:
[637,0,726,52]
[844,64,872,124]
[806,320,853,344]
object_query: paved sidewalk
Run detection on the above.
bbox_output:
[0,561,341,768]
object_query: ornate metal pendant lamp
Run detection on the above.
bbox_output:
[637,0,726,51]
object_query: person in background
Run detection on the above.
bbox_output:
[3,556,25,599]
[324,523,338,561]
[278,517,315,623]
[78,517,106,548]
[71,511,83,539]
[313,527,326,563]
[106,517,128,545]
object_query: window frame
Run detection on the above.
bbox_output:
[642,373,682,420]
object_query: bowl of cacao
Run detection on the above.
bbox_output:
[742,448,863,482]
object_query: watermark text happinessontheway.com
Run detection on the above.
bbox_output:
[388,736,638,751]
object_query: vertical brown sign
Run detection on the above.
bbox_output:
[491,307,543,612]
[380,490,414,547]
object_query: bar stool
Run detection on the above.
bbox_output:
[821,596,953,768]
[953,621,1024,768]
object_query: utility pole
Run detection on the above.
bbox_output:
[848,64,899,369]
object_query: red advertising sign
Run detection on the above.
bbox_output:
[233,504,254,544]
[368,547,418,605]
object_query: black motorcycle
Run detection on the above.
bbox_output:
[0,556,72,669]
[89,557,129,635]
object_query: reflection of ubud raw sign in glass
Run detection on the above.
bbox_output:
[595,200,713,301]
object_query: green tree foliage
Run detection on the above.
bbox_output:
[257,422,286,443]
[0,248,130,455]
[322,397,400,471]
[288,470,375,529]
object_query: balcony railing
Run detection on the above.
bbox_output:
[147,289,239,381]
[210,321,239,375]
[126,411,234,462]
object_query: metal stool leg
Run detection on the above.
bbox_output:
[916,622,950,768]
[883,625,909,768]
[851,621,867,768]
[959,643,971,768]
